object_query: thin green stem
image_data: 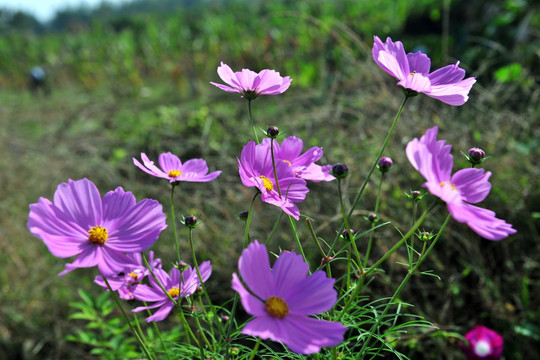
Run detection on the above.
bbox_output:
[288,215,308,264]
[102,277,155,360]
[355,214,451,359]
[265,211,284,245]
[336,205,431,322]
[188,227,217,347]
[364,173,385,268]
[337,178,363,274]
[248,337,262,360]
[143,302,172,360]
[170,184,181,263]
[270,137,282,196]
[248,100,260,144]
[333,96,409,246]
[306,218,333,279]
[244,192,259,248]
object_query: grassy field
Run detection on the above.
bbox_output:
[1,2,540,359]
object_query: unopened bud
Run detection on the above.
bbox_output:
[184,215,198,228]
[463,147,488,166]
[266,125,279,138]
[368,213,378,223]
[342,229,355,240]
[377,156,393,173]
[238,210,249,221]
[331,163,349,179]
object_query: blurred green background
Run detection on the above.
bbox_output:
[1,0,539,359]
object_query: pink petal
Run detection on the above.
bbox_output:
[238,241,273,299]
[407,51,431,74]
[53,178,102,230]
[372,36,410,81]
[285,271,337,315]
[451,168,492,204]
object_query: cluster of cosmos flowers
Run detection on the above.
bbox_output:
[26,35,515,356]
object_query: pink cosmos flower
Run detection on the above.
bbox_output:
[27,178,167,276]
[94,251,162,300]
[131,261,212,322]
[461,325,503,360]
[262,136,334,182]
[406,126,516,240]
[232,241,346,354]
[372,35,476,106]
[133,152,221,184]
[210,62,292,100]
[238,140,309,220]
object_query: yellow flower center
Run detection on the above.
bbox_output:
[265,296,289,319]
[168,170,182,178]
[283,159,292,166]
[128,272,138,280]
[409,70,417,76]
[439,181,458,191]
[88,226,108,245]
[167,287,180,299]
[259,175,274,191]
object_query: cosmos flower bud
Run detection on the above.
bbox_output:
[368,213,378,223]
[377,156,393,173]
[266,125,280,138]
[341,229,355,240]
[465,147,488,166]
[331,163,349,179]
[418,231,434,242]
[238,210,249,221]
[184,216,198,228]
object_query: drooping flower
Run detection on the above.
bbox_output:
[460,325,503,360]
[94,251,162,300]
[238,140,309,220]
[210,62,292,100]
[27,178,167,276]
[132,261,212,322]
[262,136,334,182]
[133,152,221,184]
[406,126,516,240]
[372,35,476,106]
[232,241,346,354]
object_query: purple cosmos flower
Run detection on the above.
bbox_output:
[94,251,162,300]
[132,261,212,322]
[262,136,334,182]
[406,126,516,240]
[27,178,167,276]
[210,62,292,100]
[372,36,476,106]
[238,140,309,220]
[461,325,503,360]
[133,152,221,184]
[232,241,346,354]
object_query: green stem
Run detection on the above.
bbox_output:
[265,211,284,245]
[244,192,259,248]
[143,302,172,360]
[364,173,385,268]
[337,178,363,275]
[248,337,262,360]
[102,277,155,360]
[355,214,451,359]
[333,96,409,246]
[170,184,181,264]
[336,206,430,322]
[288,215,308,264]
[248,100,260,144]
[270,137,282,197]
[188,227,218,347]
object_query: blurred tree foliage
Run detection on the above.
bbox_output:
[1,0,536,102]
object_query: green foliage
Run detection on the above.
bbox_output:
[66,289,141,360]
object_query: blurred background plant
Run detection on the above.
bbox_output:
[1,0,538,359]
